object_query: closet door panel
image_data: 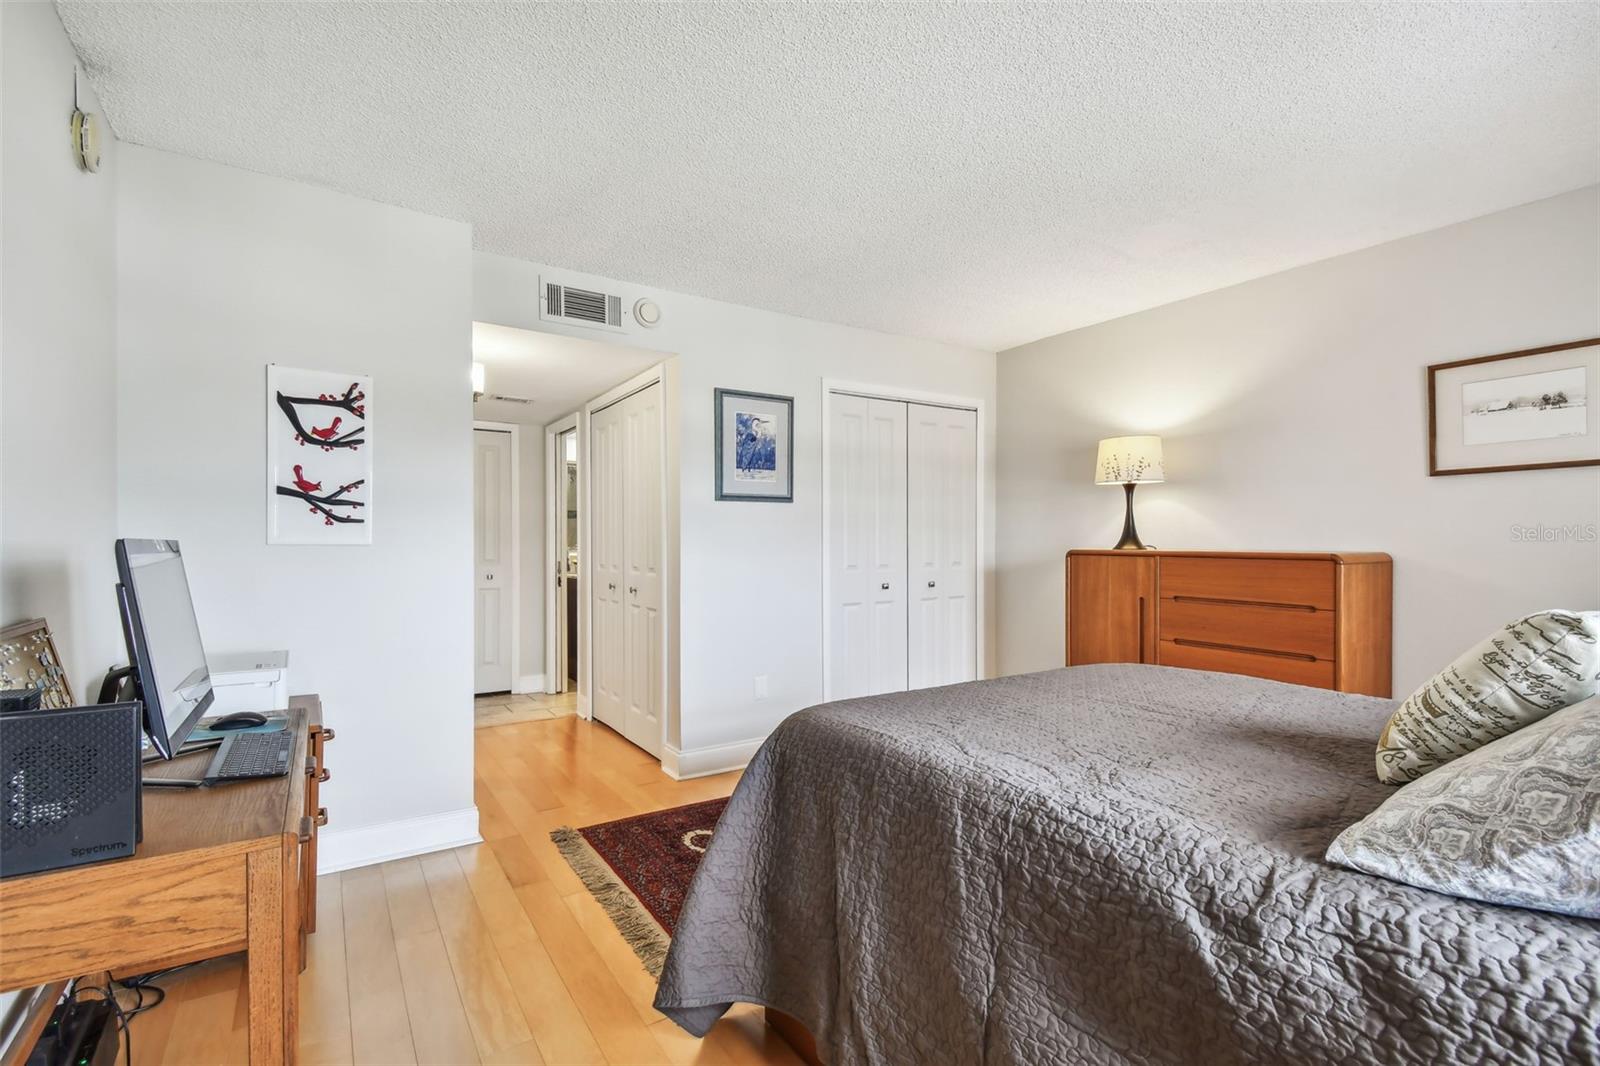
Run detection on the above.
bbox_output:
[590,400,627,733]
[621,384,663,756]
[827,394,908,699]
[907,404,977,689]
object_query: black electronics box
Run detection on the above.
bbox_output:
[0,701,142,877]
[1,689,42,713]
[25,995,120,1066]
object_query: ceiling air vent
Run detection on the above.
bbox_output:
[542,279,624,332]
[488,394,532,405]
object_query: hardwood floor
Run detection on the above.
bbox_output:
[125,714,803,1065]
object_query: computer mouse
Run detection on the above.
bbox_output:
[211,711,268,730]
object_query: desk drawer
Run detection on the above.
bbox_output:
[0,852,246,988]
[1159,638,1335,689]
[1160,598,1335,659]
[1159,557,1335,610]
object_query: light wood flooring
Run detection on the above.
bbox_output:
[125,713,802,1065]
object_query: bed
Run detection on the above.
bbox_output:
[653,664,1600,1065]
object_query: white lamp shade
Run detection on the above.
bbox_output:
[1095,435,1164,485]
[471,362,486,397]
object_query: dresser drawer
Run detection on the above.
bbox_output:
[1159,598,1335,659]
[1158,557,1335,610]
[1158,638,1335,689]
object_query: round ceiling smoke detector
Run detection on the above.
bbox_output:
[633,299,662,328]
[71,107,102,173]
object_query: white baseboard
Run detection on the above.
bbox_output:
[317,806,482,874]
[512,673,546,695]
[661,737,765,780]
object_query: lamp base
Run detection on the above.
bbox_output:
[1111,482,1150,550]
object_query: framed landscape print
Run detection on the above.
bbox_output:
[267,364,373,543]
[715,388,793,501]
[1428,338,1599,476]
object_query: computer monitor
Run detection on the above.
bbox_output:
[115,539,213,759]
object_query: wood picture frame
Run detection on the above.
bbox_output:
[1427,338,1600,476]
[0,617,75,709]
[715,388,794,501]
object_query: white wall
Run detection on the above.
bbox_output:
[476,253,997,761]
[116,146,477,863]
[0,2,121,692]
[997,187,1600,694]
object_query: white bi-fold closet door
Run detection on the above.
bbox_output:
[827,393,977,700]
[590,383,664,757]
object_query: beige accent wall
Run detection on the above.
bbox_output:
[997,187,1600,694]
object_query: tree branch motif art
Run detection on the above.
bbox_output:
[275,472,367,525]
[267,366,373,545]
[276,380,367,451]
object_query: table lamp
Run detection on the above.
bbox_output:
[1095,435,1164,550]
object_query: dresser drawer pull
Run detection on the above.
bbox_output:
[315,807,329,827]
[1171,595,1317,613]
[1171,638,1319,663]
[1137,596,1147,664]
[318,768,331,783]
[320,727,336,743]
[298,816,313,844]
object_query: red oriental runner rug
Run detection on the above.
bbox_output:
[551,797,729,977]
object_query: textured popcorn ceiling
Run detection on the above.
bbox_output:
[59,2,1599,351]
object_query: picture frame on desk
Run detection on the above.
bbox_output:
[0,617,74,710]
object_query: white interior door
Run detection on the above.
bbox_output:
[621,384,663,756]
[473,429,514,694]
[908,404,978,689]
[827,394,908,699]
[590,402,627,732]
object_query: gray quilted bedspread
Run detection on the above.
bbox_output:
[653,665,1600,1065]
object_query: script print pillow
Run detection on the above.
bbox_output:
[1331,696,1600,918]
[1376,610,1600,785]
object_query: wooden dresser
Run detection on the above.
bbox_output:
[1065,550,1392,696]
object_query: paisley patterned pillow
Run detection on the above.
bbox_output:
[1376,610,1600,784]
[1330,696,1600,918]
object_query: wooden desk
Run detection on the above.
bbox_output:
[0,695,331,1064]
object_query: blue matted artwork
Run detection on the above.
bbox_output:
[715,388,793,501]
[734,412,778,481]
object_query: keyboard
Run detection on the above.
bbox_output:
[204,730,294,782]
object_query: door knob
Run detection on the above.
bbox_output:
[928,581,936,588]
[608,582,616,591]
[880,583,890,590]
[629,586,637,595]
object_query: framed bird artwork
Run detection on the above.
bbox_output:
[266,364,373,545]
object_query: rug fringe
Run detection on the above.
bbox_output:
[550,827,671,978]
